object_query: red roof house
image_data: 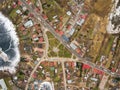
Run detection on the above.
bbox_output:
[82,64,91,70]
[20,26,25,31]
[67,24,71,30]
[93,68,104,75]
[50,62,54,67]
[39,37,44,42]
[55,29,59,33]
[59,16,63,21]
[43,15,48,20]
[27,0,31,5]
[81,14,87,19]
[18,0,22,5]
[32,73,37,78]
[13,4,17,8]
[58,22,63,29]
[59,31,64,36]
[76,48,81,53]
[67,74,71,79]
[112,68,116,72]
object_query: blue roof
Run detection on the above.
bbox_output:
[62,35,69,42]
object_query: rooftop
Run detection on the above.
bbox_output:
[0,79,7,90]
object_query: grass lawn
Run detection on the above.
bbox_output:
[73,55,77,59]
[47,31,72,58]
[46,32,55,39]
[48,51,58,57]
[47,31,60,57]
[58,44,72,58]
[43,0,65,21]
[9,6,19,19]
[31,0,36,4]
[105,52,113,68]
[49,39,59,47]
[105,36,114,55]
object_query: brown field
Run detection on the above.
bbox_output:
[85,0,113,17]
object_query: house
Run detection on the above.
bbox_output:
[81,14,87,19]
[70,43,77,50]
[67,24,72,30]
[39,37,44,42]
[93,68,104,75]
[90,77,98,82]
[82,64,91,70]
[55,29,59,33]
[22,6,27,11]
[100,56,105,62]
[43,15,48,20]
[17,0,22,6]
[76,18,85,26]
[0,79,7,90]
[27,0,31,5]
[53,15,57,19]
[20,26,25,31]
[12,2,17,8]
[59,16,63,21]
[67,80,72,84]
[66,11,72,16]
[55,69,58,73]
[69,28,75,36]
[16,9,22,14]
[62,35,69,42]
[67,74,71,79]
[35,8,40,12]
[59,31,64,36]
[24,20,33,28]
[58,22,63,28]
[76,48,81,53]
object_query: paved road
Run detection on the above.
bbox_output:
[20,0,120,79]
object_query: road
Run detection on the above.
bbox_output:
[42,27,49,58]
[20,1,120,87]
[38,0,43,13]
[25,58,44,90]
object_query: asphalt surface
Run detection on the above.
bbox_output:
[20,0,120,78]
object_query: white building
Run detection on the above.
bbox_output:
[0,79,7,90]
[24,20,33,28]
[66,11,72,16]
